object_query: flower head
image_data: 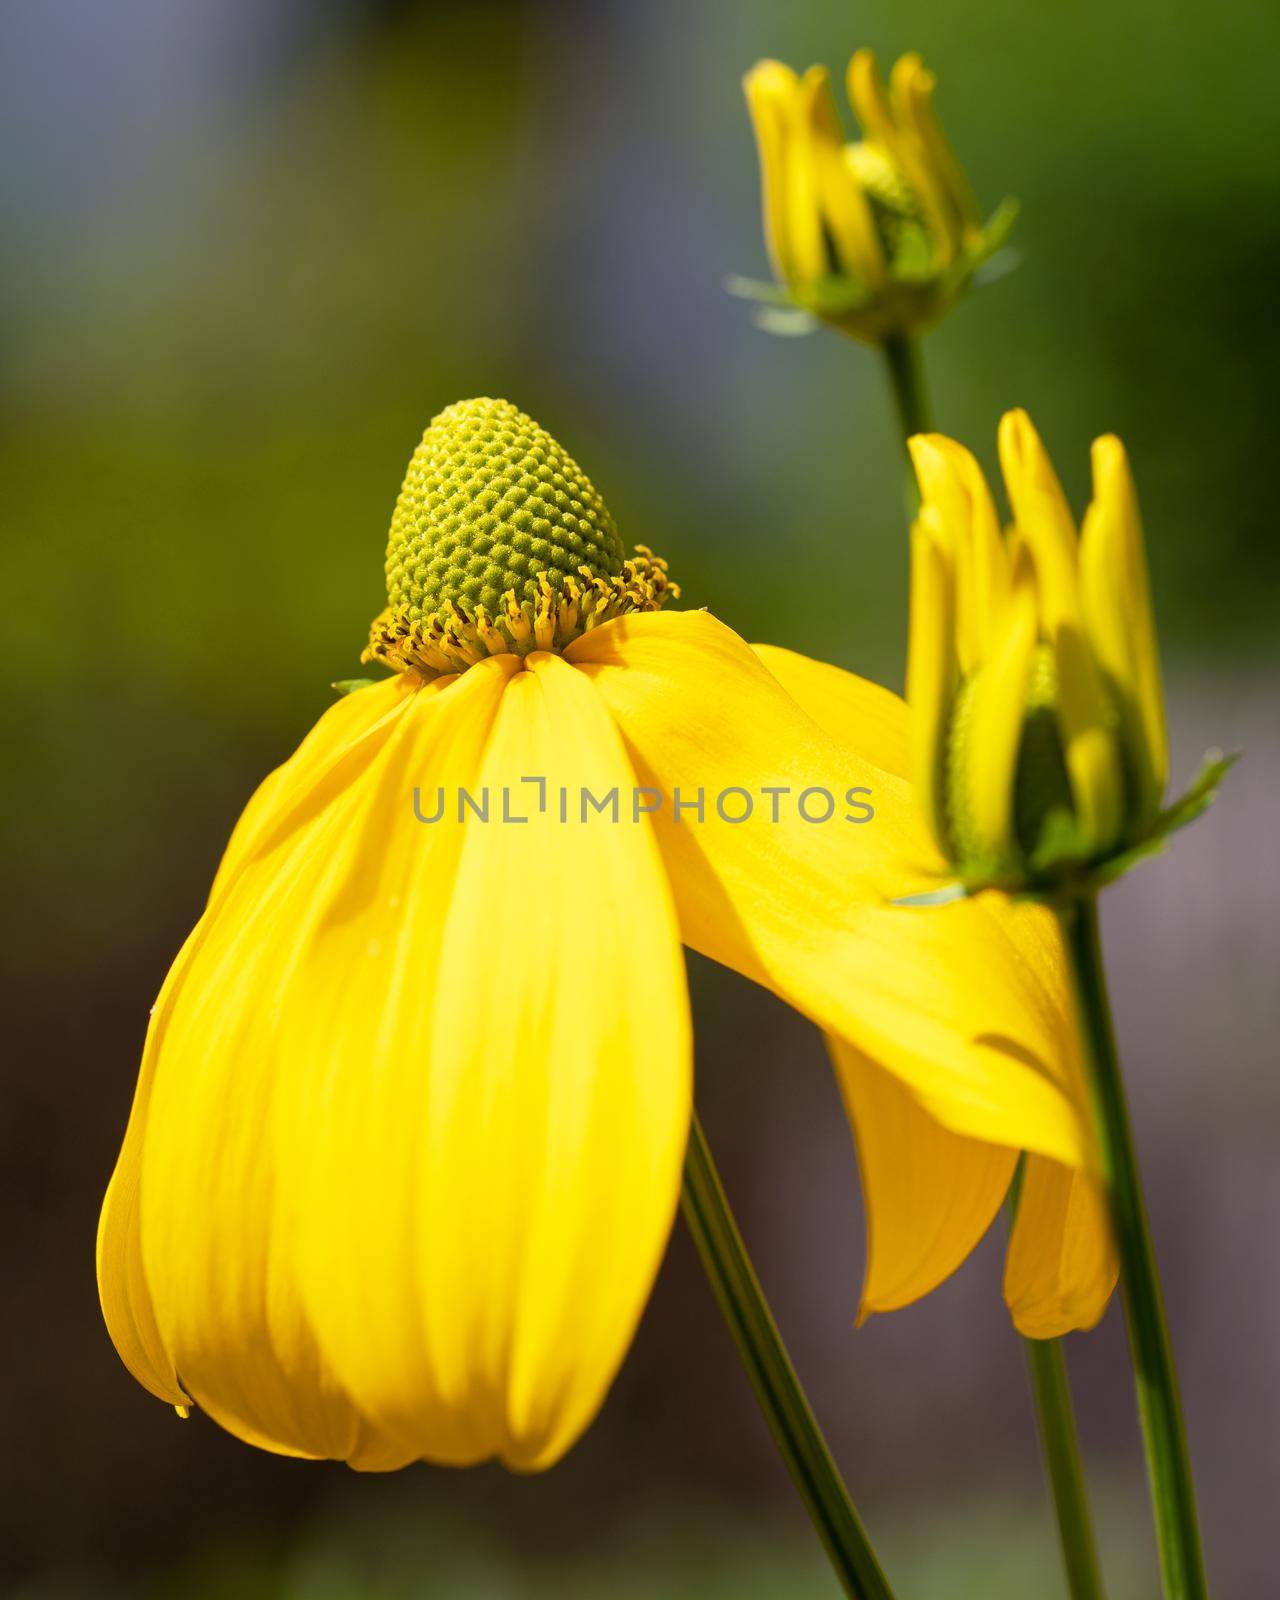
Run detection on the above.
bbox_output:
[100,400,1109,1470]
[738,49,1015,343]
[908,410,1229,897]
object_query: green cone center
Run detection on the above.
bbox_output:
[384,398,625,620]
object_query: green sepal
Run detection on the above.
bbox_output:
[722,274,801,307]
[941,198,1020,297]
[972,247,1022,289]
[725,271,876,337]
[892,881,970,908]
[752,306,820,336]
[332,677,377,696]
[796,275,875,318]
[1087,750,1239,890]
[722,276,820,335]
[1026,806,1095,878]
[892,751,1238,909]
[889,224,936,285]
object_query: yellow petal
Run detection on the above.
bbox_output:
[210,673,428,899]
[829,1034,1015,1317]
[845,50,895,152]
[962,543,1039,865]
[886,54,962,263]
[751,639,1035,1319]
[743,61,798,284]
[909,433,1010,672]
[906,512,957,860]
[744,61,826,287]
[292,651,691,1472]
[691,628,1106,1327]
[1005,1157,1117,1338]
[891,53,981,243]
[133,663,504,1465]
[1080,435,1168,826]
[997,411,1125,856]
[750,643,911,781]
[847,51,953,268]
[97,673,426,1425]
[1053,623,1127,857]
[570,610,1091,1170]
[997,409,1081,635]
[97,929,203,1410]
[800,66,885,286]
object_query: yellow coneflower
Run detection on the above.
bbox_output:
[99,398,1105,1472]
[738,49,1015,343]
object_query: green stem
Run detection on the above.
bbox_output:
[1008,1165,1107,1600]
[1060,897,1208,1600]
[880,335,934,513]
[682,1111,895,1600]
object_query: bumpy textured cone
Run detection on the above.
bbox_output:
[385,398,625,619]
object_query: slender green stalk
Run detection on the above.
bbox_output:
[1060,897,1208,1600]
[1023,1333,1108,1599]
[880,335,934,511]
[1008,1165,1107,1600]
[682,1111,895,1600]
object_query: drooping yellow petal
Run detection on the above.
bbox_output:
[133,664,503,1466]
[709,635,1108,1329]
[909,433,1010,672]
[97,673,426,1424]
[751,640,1026,1317]
[291,651,691,1472]
[570,609,1092,1170]
[1080,435,1169,827]
[751,643,911,780]
[1005,1157,1117,1338]
[209,673,428,899]
[829,1034,1016,1317]
[98,928,204,1410]
[906,511,957,860]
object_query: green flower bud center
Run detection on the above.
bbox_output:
[385,397,625,619]
[1013,647,1075,858]
[847,141,928,267]
[945,644,1076,877]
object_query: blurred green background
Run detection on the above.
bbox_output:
[3,1,1277,1596]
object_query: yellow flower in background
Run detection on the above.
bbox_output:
[737,49,1016,342]
[99,398,1106,1473]
[907,409,1231,897]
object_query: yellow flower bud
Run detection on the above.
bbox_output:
[739,49,1015,343]
[906,411,1227,897]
